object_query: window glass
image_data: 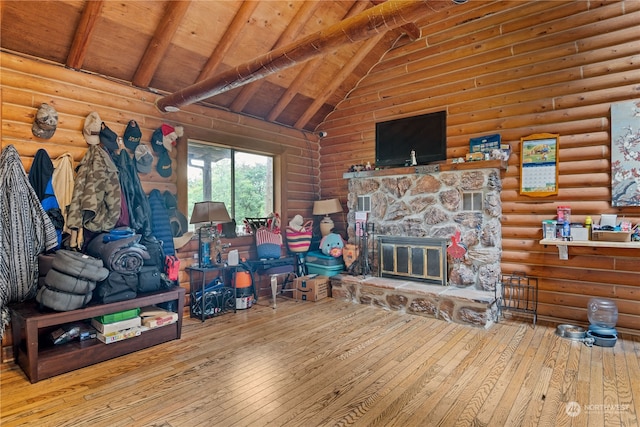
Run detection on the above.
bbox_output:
[188,141,273,233]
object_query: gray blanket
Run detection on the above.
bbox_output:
[85,233,149,274]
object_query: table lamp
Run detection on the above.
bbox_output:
[190,201,232,267]
[313,198,343,237]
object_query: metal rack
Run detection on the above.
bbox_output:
[496,272,538,326]
[188,266,237,321]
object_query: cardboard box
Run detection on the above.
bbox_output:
[293,275,329,301]
[592,230,631,242]
[91,316,142,334]
[140,306,179,329]
[570,226,589,241]
[96,327,142,344]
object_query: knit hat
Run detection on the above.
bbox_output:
[151,127,166,154]
[100,122,119,152]
[83,112,102,145]
[32,103,58,139]
[156,150,172,177]
[123,120,142,150]
[135,144,153,174]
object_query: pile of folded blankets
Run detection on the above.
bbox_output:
[37,227,169,311]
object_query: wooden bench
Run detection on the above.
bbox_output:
[9,286,185,383]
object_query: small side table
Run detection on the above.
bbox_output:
[187,265,237,322]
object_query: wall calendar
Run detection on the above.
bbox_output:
[519,133,559,197]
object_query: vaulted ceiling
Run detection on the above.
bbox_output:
[1,0,458,132]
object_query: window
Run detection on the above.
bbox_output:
[188,141,274,232]
[357,195,371,212]
[462,191,483,211]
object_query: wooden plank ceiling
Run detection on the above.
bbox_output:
[0,0,458,132]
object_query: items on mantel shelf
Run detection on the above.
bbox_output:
[343,159,508,179]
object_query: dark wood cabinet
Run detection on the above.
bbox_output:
[9,287,185,383]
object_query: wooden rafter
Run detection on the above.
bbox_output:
[132,0,191,88]
[266,1,371,123]
[66,1,104,69]
[157,0,440,114]
[229,0,322,113]
[196,1,259,83]
[295,33,385,129]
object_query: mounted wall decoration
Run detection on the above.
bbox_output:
[611,99,640,207]
[519,133,559,197]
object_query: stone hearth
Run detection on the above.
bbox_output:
[330,274,497,329]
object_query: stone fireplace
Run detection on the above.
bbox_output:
[330,162,506,328]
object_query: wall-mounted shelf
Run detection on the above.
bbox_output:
[343,159,508,179]
[539,238,640,260]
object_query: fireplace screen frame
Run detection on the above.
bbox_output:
[378,236,448,285]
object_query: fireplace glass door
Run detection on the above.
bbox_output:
[378,236,447,285]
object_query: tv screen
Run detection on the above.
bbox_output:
[375,110,447,168]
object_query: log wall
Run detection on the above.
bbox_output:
[0,52,318,353]
[318,0,640,332]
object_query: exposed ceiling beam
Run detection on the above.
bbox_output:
[156,0,442,114]
[295,33,385,129]
[266,0,371,123]
[196,1,259,83]
[66,1,104,69]
[371,0,422,40]
[229,0,322,113]
[132,0,191,88]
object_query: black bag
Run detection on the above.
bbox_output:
[94,271,137,304]
[138,266,162,293]
[140,235,165,268]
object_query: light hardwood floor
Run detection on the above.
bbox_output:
[1,297,639,427]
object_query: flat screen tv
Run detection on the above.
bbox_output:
[375,110,447,168]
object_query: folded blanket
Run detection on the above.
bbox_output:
[85,233,149,274]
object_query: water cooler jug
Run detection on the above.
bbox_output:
[586,297,618,347]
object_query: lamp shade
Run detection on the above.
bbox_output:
[190,201,231,224]
[313,198,342,216]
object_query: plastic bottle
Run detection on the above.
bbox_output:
[587,297,618,328]
[585,216,592,239]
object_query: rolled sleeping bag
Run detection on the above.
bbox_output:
[51,250,109,282]
[36,285,93,311]
[44,268,97,295]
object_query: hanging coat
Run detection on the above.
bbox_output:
[28,149,63,247]
[51,152,75,234]
[148,189,175,256]
[113,150,152,237]
[0,145,58,340]
[66,145,122,249]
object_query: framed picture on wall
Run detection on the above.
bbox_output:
[611,99,640,207]
[519,133,559,197]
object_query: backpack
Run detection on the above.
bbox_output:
[140,235,166,268]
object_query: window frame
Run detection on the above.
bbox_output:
[186,139,278,229]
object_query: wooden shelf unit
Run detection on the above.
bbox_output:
[540,238,640,249]
[539,238,640,259]
[9,287,185,383]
